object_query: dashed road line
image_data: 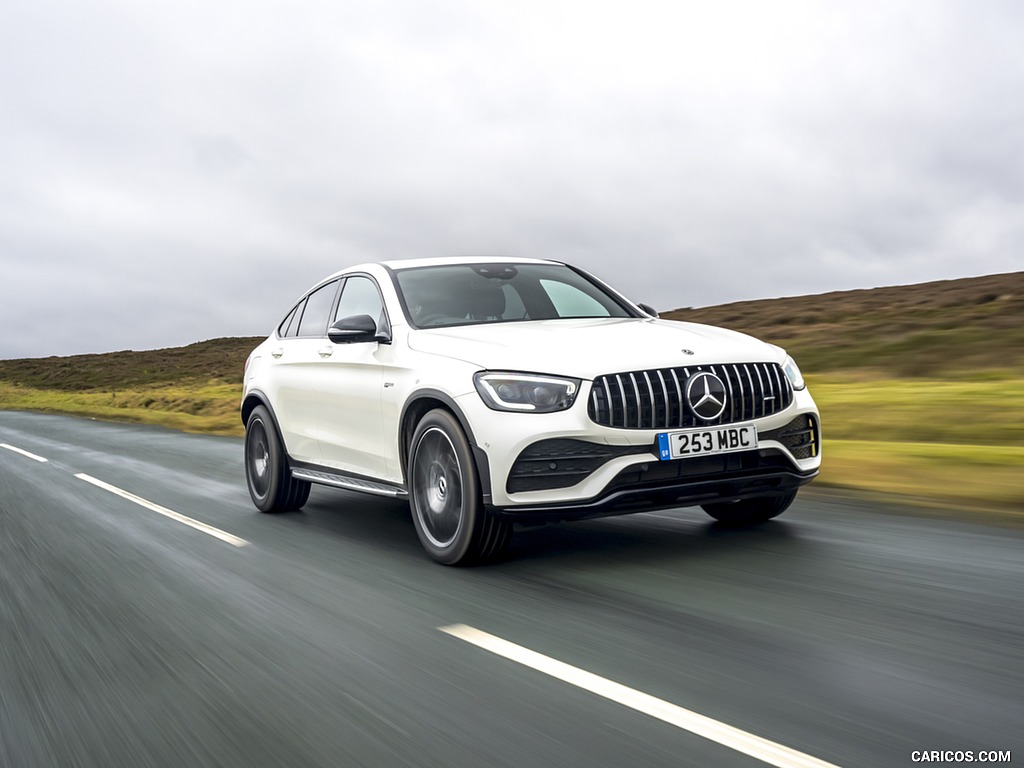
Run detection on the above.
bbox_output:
[74,473,248,548]
[0,443,49,462]
[440,624,842,768]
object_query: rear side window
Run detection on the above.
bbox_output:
[277,304,300,338]
[295,280,339,337]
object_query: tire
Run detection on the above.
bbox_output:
[244,405,310,512]
[408,409,511,565]
[701,490,797,526]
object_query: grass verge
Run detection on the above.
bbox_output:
[817,440,1024,513]
[0,381,243,436]
[807,373,1024,445]
[2,373,1021,516]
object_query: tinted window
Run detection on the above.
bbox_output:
[335,276,385,327]
[540,279,611,317]
[501,283,528,320]
[394,263,633,328]
[278,304,300,338]
[295,280,339,337]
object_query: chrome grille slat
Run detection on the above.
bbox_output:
[710,365,731,423]
[615,374,627,429]
[764,362,776,408]
[642,371,656,429]
[655,370,670,428]
[670,369,684,426]
[774,364,785,407]
[724,365,737,422]
[602,378,614,427]
[753,364,765,419]
[733,365,746,420]
[628,373,642,428]
[707,364,719,418]
[742,365,756,420]
[588,362,792,430]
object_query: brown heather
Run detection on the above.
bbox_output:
[663,271,1024,377]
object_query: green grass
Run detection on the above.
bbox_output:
[819,440,1024,512]
[0,381,244,436]
[803,373,1024,513]
[3,370,1022,514]
[0,336,261,435]
[807,373,1024,446]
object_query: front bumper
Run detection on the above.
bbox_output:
[455,382,822,513]
[488,453,817,523]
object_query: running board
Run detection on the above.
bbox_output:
[291,468,408,499]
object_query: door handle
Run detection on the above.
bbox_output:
[318,347,334,358]
[271,348,284,359]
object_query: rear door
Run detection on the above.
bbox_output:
[267,279,340,463]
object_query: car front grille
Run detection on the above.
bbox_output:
[587,362,793,430]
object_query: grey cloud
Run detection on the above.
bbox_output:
[2,0,1023,358]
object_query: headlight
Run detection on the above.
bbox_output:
[782,355,806,391]
[474,372,581,413]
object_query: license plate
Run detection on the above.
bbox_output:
[657,424,758,460]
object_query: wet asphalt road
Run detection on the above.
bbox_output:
[1,410,1021,768]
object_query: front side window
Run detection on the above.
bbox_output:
[394,263,635,328]
[294,280,339,337]
[335,275,385,327]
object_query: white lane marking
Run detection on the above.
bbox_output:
[0,443,49,462]
[74,473,248,548]
[440,624,842,768]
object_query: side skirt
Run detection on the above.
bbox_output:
[291,467,409,499]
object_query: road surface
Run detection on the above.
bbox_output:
[1,411,1021,767]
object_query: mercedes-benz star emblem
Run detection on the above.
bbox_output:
[686,372,728,421]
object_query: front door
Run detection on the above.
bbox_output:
[314,275,389,479]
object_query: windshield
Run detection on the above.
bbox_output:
[393,263,637,328]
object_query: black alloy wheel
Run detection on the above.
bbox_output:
[408,409,511,565]
[245,405,310,512]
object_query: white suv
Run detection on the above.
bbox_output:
[242,258,820,564]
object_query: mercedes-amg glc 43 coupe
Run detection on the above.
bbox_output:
[242,258,820,564]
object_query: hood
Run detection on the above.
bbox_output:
[406,318,783,378]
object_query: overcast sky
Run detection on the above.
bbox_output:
[2,0,1022,359]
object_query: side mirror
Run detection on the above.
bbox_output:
[637,302,659,318]
[329,314,382,344]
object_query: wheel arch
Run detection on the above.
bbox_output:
[242,390,281,432]
[399,390,492,504]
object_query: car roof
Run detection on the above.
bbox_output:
[379,255,559,270]
[312,256,564,291]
